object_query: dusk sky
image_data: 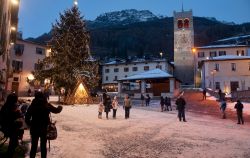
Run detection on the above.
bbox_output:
[18,0,250,38]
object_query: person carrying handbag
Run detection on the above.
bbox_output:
[25,91,62,158]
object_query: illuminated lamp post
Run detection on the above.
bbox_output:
[192,48,197,87]
[160,52,163,59]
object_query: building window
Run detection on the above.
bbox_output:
[210,51,217,57]
[237,50,245,56]
[184,18,189,28]
[177,19,183,28]
[114,76,118,81]
[198,52,205,58]
[34,63,43,70]
[218,51,226,56]
[231,63,236,71]
[156,65,162,69]
[14,44,24,56]
[144,66,149,71]
[36,47,45,55]
[242,50,244,56]
[125,75,127,78]
[114,68,119,72]
[12,60,23,72]
[105,76,108,81]
[124,67,129,72]
[215,82,220,90]
[132,67,138,71]
[13,77,19,82]
[214,63,219,71]
[105,69,109,73]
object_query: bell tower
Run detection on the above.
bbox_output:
[173,9,194,85]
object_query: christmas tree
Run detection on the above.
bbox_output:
[34,6,99,103]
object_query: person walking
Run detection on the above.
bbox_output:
[175,94,187,122]
[124,95,132,119]
[160,96,165,112]
[140,94,145,106]
[165,96,172,111]
[145,94,151,106]
[202,88,207,100]
[103,93,111,119]
[25,92,62,158]
[234,100,244,124]
[220,98,227,119]
[112,96,119,119]
[0,93,24,158]
[218,89,222,101]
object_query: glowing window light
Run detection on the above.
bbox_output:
[11,0,19,5]
[11,26,16,31]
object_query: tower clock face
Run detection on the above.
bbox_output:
[175,31,192,51]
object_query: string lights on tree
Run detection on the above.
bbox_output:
[34,4,99,104]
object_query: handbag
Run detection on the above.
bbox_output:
[47,113,57,140]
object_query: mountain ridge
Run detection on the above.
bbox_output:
[25,9,250,61]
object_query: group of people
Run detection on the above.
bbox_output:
[0,92,62,158]
[219,97,244,124]
[203,88,245,125]
[140,94,151,106]
[160,96,172,112]
[98,93,132,119]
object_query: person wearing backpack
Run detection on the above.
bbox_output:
[25,91,62,158]
[0,93,24,158]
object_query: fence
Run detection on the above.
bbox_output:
[231,90,250,102]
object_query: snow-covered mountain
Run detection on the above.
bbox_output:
[90,9,159,27]
[204,17,235,25]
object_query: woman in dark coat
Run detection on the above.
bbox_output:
[103,93,111,119]
[25,92,62,158]
[0,93,23,158]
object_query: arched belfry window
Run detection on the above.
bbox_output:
[177,19,183,28]
[184,18,189,28]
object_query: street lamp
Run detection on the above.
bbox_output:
[160,52,163,59]
[192,48,197,87]
[74,0,78,6]
[211,69,216,91]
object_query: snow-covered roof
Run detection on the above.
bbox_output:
[216,34,250,42]
[118,69,173,81]
[197,44,248,49]
[104,59,166,65]
[204,55,250,61]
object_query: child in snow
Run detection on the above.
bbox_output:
[98,102,104,119]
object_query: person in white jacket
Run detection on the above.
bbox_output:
[112,96,119,119]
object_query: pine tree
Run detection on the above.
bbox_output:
[34,6,99,102]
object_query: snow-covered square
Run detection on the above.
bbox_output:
[22,95,250,158]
